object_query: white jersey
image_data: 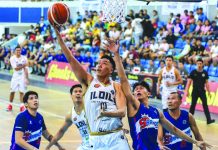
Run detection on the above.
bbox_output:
[10,55,28,80]
[161,67,177,92]
[71,108,89,146]
[84,78,123,133]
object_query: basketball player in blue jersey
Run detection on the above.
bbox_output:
[104,38,211,150]
[158,92,208,150]
[10,91,64,150]
[53,26,129,149]
[46,84,90,150]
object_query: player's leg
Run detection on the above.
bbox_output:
[7,79,18,111]
[189,91,198,115]
[18,81,26,112]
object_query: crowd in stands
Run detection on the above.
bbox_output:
[0,7,218,77]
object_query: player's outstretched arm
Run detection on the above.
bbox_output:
[46,114,72,150]
[53,26,93,86]
[103,39,140,116]
[159,111,212,149]
[189,113,207,150]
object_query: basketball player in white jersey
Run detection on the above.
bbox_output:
[157,55,182,112]
[53,26,129,150]
[46,84,89,150]
[7,46,29,112]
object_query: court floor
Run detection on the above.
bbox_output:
[0,79,218,150]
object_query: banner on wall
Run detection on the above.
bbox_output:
[79,0,102,15]
[45,61,88,87]
[181,82,218,114]
[161,1,207,15]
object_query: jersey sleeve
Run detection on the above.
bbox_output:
[14,114,27,132]
[10,57,17,69]
[188,70,194,79]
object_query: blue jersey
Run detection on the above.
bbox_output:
[163,110,193,150]
[10,110,46,150]
[128,104,160,150]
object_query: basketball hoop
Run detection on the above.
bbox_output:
[101,0,127,23]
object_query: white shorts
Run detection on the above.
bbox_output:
[76,143,91,150]
[89,130,130,150]
[161,91,170,109]
[10,78,26,93]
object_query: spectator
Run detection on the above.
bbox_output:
[198,8,207,22]
[180,10,189,25]
[175,38,191,60]
[131,13,143,46]
[151,10,159,26]
[120,44,129,61]
[156,28,165,43]
[141,19,155,38]
[74,51,83,63]
[143,9,150,20]
[169,13,176,24]
[173,18,184,36]
[166,29,177,48]
[209,21,218,40]
[147,60,157,74]
[211,39,218,65]
[128,45,140,60]
[188,38,205,64]
[158,38,169,59]
[119,24,133,50]
[178,61,188,80]
[155,60,165,74]
[83,51,94,71]
[166,19,174,31]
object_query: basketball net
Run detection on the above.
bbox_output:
[101,0,127,23]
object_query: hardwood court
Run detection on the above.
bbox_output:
[0,79,218,150]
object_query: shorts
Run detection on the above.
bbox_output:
[76,143,91,150]
[10,78,26,93]
[89,130,130,150]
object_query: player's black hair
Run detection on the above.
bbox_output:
[133,81,151,93]
[170,92,182,100]
[23,91,38,103]
[70,84,82,95]
[101,55,116,71]
[15,45,21,50]
[166,55,174,61]
[196,57,203,63]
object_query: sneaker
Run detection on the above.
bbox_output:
[6,104,13,111]
[20,105,26,112]
[207,119,215,125]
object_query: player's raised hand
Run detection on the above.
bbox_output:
[102,37,120,54]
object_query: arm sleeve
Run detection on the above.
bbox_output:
[14,114,27,132]
[42,117,47,131]
[188,70,194,79]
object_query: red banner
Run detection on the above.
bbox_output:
[45,61,88,86]
[181,82,218,114]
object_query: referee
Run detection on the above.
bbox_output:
[185,58,215,124]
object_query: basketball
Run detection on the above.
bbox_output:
[48,2,70,26]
